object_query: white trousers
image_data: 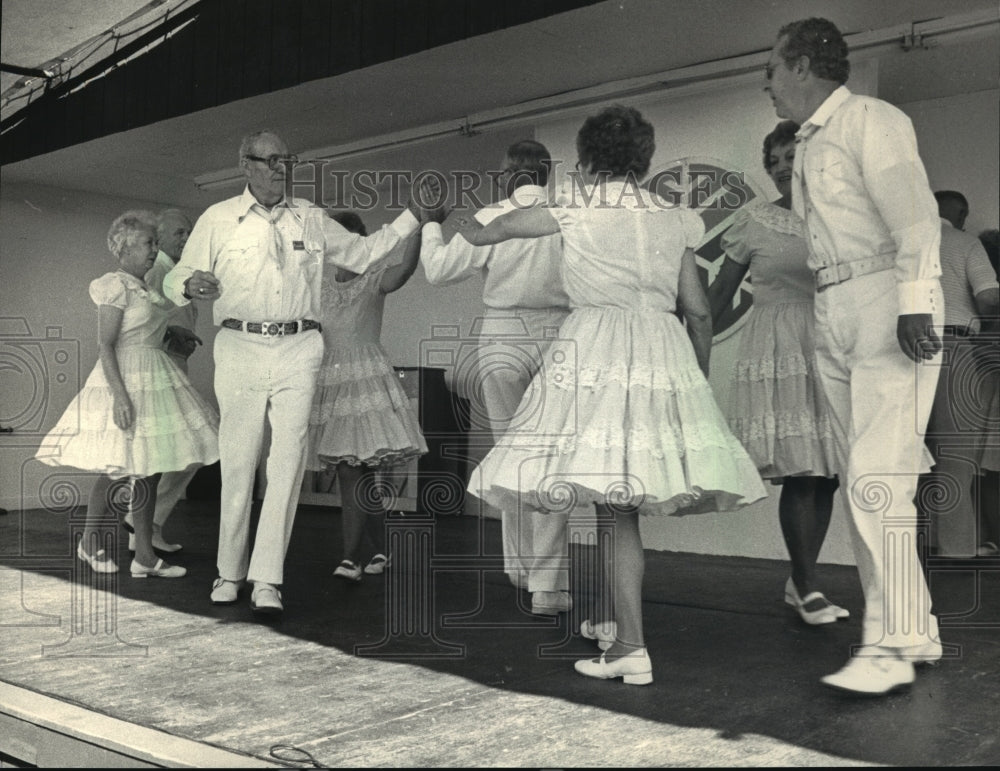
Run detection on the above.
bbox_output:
[214,329,323,585]
[813,270,942,651]
[475,307,571,592]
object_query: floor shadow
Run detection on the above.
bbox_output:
[1,501,999,766]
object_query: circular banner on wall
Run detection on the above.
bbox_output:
[644,157,768,342]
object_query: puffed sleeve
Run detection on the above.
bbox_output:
[719,205,754,266]
[88,272,129,309]
[679,207,706,249]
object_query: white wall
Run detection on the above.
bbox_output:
[898,89,1000,237]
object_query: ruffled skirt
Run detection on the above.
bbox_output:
[35,345,219,479]
[726,301,837,480]
[308,342,427,468]
[468,307,767,516]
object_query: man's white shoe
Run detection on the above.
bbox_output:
[210,577,243,604]
[250,583,283,614]
[821,655,915,695]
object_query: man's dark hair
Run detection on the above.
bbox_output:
[777,18,850,85]
[763,120,800,171]
[934,190,970,229]
[933,190,969,212]
[505,139,552,187]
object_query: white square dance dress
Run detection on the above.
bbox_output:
[36,270,219,479]
[468,182,767,516]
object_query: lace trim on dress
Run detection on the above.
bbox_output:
[110,271,172,310]
[319,447,423,469]
[317,356,395,383]
[744,200,804,238]
[495,416,744,457]
[312,389,409,420]
[547,361,709,392]
[731,353,816,382]
[730,410,834,441]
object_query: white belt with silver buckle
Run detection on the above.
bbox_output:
[815,254,895,291]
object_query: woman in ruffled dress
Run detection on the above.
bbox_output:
[308,211,427,582]
[36,210,219,578]
[458,105,767,685]
[708,121,846,624]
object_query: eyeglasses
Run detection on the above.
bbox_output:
[244,153,299,170]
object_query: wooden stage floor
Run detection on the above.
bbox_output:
[1,501,999,767]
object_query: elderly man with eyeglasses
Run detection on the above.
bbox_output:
[164,129,434,615]
[764,19,945,695]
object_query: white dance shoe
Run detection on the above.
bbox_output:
[574,648,653,685]
[130,558,186,579]
[821,654,915,695]
[77,542,118,574]
[784,577,849,624]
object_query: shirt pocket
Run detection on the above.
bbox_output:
[806,145,855,202]
[215,234,260,274]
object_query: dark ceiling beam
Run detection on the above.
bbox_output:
[1,0,603,166]
[0,63,57,79]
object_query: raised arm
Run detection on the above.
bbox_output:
[380,230,422,294]
[456,205,559,246]
[707,257,750,335]
[677,247,712,377]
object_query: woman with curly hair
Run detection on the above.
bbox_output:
[457,105,766,685]
[36,210,219,579]
[708,121,846,625]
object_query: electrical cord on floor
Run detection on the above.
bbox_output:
[268,743,328,768]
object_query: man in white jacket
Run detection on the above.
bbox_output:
[421,140,572,615]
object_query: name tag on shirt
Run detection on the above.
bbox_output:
[293,240,305,250]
